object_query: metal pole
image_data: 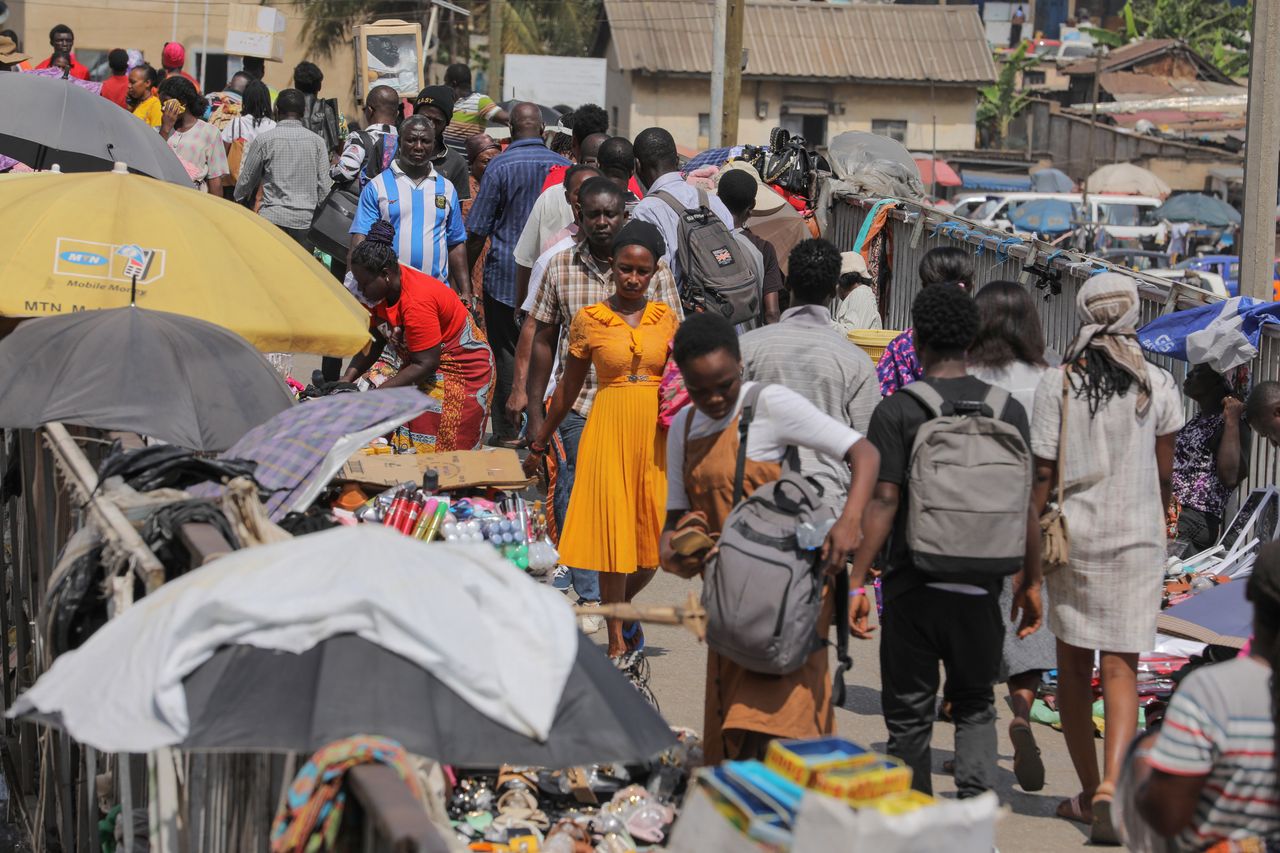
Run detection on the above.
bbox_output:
[930,79,938,199]
[1079,49,1101,250]
[721,0,745,147]
[171,0,179,43]
[488,0,504,100]
[199,0,209,93]
[1240,0,1280,300]
[710,0,726,147]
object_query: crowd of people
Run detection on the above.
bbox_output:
[6,30,1280,851]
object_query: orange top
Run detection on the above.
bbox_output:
[371,265,468,353]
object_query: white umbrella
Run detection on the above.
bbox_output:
[1085,163,1172,199]
[9,526,581,752]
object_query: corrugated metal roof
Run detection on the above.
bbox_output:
[600,0,997,84]
[1061,39,1235,84]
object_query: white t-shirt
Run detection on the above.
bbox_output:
[222,115,276,145]
[513,185,574,268]
[520,233,578,400]
[968,361,1046,422]
[666,382,864,511]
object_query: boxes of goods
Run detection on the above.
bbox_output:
[764,737,878,788]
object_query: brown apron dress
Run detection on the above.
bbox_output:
[682,411,835,765]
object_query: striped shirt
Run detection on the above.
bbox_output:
[1148,656,1280,851]
[466,138,572,306]
[740,304,880,506]
[443,91,501,151]
[332,123,397,185]
[351,160,466,283]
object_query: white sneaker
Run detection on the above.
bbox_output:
[577,601,605,634]
[550,564,571,591]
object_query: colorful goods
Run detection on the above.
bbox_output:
[764,737,878,788]
[811,756,912,804]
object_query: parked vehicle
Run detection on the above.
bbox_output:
[969,192,1165,243]
[1098,249,1174,273]
[1147,268,1230,299]
[1176,255,1240,296]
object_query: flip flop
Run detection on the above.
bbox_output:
[1010,722,1046,792]
[1091,783,1120,845]
[1056,793,1091,826]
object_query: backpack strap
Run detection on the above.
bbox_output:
[980,385,1010,419]
[899,383,945,419]
[832,569,853,707]
[655,190,689,218]
[731,383,766,506]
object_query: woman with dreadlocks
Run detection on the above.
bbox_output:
[1031,273,1184,844]
[1133,540,1280,849]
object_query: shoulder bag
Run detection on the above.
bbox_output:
[1039,369,1071,575]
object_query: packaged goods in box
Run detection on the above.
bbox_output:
[765,736,878,788]
[812,755,912,804]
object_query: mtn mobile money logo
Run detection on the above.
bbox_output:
[53,238,166,284]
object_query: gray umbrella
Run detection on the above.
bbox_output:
[182,633,676,765]
[0,72,192,184]
[0,306,293,452]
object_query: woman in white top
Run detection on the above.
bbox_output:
[966,279,1056,793]
[221,80,277,148]
[658,312,880,764]
[1030,273,1183,843]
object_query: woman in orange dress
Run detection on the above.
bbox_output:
[523,221,676,658]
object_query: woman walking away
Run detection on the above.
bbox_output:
[877,247,975,395]
[222,80,276,149]
[1171,364,1249,555]
[1031,273,1184,844]
[966,279,1055,792]
[1132,540,1280,850]
[522,221,676,658]
[659,312,880,764]
[344,221,495,452]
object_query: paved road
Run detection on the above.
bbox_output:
[587,570,1104,852]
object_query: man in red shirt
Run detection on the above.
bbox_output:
[161,43,201,93]
[99,49,131,109]
[34,24,89,80]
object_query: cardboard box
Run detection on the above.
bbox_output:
[811,757,912,804]
[225,4,287,62]
[337,449,532,491]
[764,737,878,789]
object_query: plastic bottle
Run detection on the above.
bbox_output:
[410,498,439,539]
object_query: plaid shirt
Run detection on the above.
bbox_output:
[234,119,331,229]
[530,241,683,418]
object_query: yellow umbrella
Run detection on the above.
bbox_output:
[0,169,371,355]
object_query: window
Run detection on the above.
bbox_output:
[1023,70,1046,86]
[195,52,242,94]
[871,119,907,144]
[698,112,711,140]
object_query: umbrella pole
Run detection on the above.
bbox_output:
[572,591,707,641]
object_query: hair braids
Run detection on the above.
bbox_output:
[1069,349,1134,417]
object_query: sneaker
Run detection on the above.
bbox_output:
[550,564,572,591]
[577,601,605,634]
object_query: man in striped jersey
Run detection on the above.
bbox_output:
[1134,542,1280,850]
[349,114,474,305]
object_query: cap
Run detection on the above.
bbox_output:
[840,251,869,277]
[161,42,185,70]
[413,85,455,124]
[717,159,786,215]
[0,36,30,66]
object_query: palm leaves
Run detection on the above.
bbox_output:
[1081,0,1252,76]
[979,41,1039,143]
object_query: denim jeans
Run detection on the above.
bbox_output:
[552,411,600,602]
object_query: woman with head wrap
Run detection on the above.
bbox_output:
[342,220,495,452]
[522,220,678,658]
[1029,273,1184,843]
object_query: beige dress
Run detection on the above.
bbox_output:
[1030,363,1184,652]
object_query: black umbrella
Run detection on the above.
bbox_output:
[0,306,293,452]
[498,99,565,128]
[182,633,676,766]
[0,72,191,184]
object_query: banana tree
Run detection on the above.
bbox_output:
[979,42,1039,146]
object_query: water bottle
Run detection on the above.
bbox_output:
[796,517,837,550]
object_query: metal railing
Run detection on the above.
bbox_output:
[825,190,1280,493]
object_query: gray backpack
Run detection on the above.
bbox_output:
[657,189,761,325]
[901,383,1032,582]
[701,386,853,691]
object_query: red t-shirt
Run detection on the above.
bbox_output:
[371,266,468,353]
[165,69,202,94]
[35,55,90,80]
[99,74,130,109]
[541,164,645,199]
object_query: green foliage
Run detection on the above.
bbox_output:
[979,42,1039,144]
[294,0,603,65]
[1085,0,1252,77]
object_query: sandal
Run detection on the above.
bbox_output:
[1010,722,1045,792]
[622,621,645,653]
[1056,793,1091,826]
[1091,782,1120,845]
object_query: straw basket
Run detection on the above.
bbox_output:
[847,329,901,363]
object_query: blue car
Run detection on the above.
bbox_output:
[1176,255,1241,296]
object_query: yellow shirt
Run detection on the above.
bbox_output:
[132,96,162,128]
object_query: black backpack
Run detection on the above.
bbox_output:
[308,131,395,259]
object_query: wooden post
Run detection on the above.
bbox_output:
[487,0,504,100]
[1240,0,1280,299]
[721,0,746,147]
